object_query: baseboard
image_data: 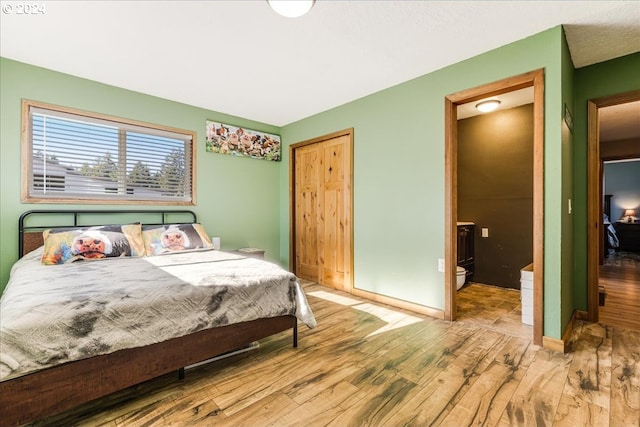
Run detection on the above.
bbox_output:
[575,310,589,321]
[542,335,566,353]
[543,310,583,353]
[351,288,445,320]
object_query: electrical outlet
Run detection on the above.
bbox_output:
[482,228,489,238]
[438,258,445,272]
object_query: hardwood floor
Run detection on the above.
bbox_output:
[600,251,640,332]
[457,282,532,340]
[34,282,639,427]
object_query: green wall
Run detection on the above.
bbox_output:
[280,26,569,338]
[572,52,640,311]
[560,30,575,337]
[0,57,283,292]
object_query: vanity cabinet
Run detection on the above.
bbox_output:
[457,224,475,281]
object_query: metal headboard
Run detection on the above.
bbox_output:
[18,209,198,257]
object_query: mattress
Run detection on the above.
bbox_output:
[0,248,316,381]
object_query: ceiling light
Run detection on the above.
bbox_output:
[267,0,315,18]
[475,100,501,113]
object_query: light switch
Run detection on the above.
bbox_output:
[482,228,489,238]
[438,258,445,272]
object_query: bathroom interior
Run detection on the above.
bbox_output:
[455,89,535,336]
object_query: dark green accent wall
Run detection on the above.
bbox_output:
[458,104,534,289]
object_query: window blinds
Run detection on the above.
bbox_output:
[28,106,193,203]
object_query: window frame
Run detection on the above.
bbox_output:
[21,99,197,205]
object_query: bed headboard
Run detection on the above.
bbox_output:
[18,209,197,257]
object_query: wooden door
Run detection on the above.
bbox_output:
[293,130,352,292]
[294,144,320,281]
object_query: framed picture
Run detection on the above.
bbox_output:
[205,120,281,161]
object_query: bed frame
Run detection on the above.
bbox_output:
[1,210,298,427]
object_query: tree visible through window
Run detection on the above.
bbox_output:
[22,101,196,204]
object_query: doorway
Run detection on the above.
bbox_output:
[587,90,640,328]
[289,128,353,292]
[445,69,545,346]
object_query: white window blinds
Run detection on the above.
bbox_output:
[24,103,195,204]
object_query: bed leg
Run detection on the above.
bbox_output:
[293,322,298,348]
[178,367,185,380]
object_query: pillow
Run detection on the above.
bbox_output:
[41,223,145,265]
[142,223,213,256]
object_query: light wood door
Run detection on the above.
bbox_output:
[294,144,320,281]
[293,131,352,292]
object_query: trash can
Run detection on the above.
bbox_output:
[520,263,533,325]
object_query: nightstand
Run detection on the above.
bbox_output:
[614,222,640,252]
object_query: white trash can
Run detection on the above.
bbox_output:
[520,263,534,325]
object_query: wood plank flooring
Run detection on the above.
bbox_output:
[457,282,532,340]
[34,282,640,427]
[599,258,640,332]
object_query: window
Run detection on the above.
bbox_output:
[22,100,196,204]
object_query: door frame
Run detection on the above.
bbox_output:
[587,89,640,322]
[444,69,545,346]
[289,128,354,292]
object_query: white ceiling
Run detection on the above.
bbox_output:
[1,1,639,127]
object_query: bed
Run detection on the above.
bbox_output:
[0,210,316,426]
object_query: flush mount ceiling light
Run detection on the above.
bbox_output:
[476,100,501,113]
[267,0,315,18]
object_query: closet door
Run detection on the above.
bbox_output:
[293,131,352,292]
[294,144,320,281]
[318,135,350,290]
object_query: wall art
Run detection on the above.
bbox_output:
[205,120,281,161]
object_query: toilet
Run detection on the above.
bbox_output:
[456,266,466,290]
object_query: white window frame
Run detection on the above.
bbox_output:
[21,100,197,205]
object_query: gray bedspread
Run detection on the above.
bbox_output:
[0,248,316,381]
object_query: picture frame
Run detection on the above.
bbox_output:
[205,120,281,161]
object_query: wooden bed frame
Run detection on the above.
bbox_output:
[1,210,298,427]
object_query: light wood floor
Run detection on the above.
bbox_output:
[457,282,532,340]
[36,282,640,427]
[600,252,640,332]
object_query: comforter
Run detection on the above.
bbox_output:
[0,248,316,381]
